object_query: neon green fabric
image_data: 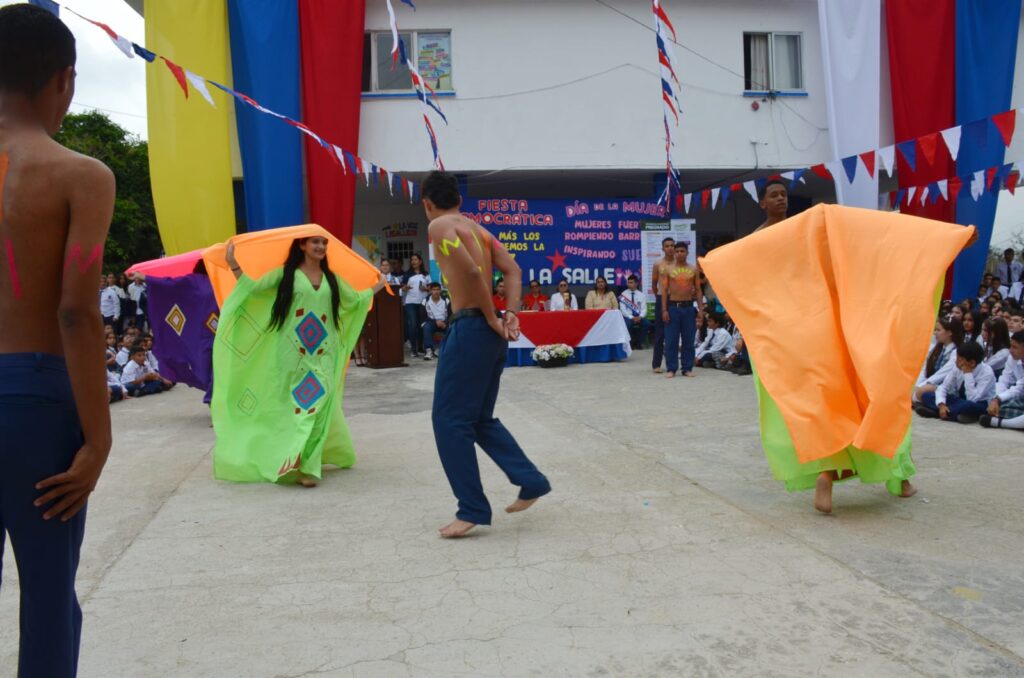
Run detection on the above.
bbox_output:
[211,267,372,483]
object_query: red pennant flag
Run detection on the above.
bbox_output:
[401,180,410,201]
[730,182,742,193]
[1006,170,1019,195]
[859,151,876,178]
[160,57,189,98]
[948,176,963,202]
[992,110,1017,147]
[700,189,711,210]
[918,133,940,166]
[888,191,897,209]
[354,157,364,174]
[673,192,683,214]
[809,164,832,180]
[986,166,999,190]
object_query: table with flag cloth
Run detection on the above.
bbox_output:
[506,309,632,367]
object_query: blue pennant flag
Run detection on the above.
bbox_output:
[894,188,907,206]
[400,0,416,7]
[961,119,990,156]
[131,43,157,62]
[896,140,917,172]
[789,168,806,191]
[27,0,58,16]
[719,184,731,206]
[840,156,858,183]
[926,182,941,204]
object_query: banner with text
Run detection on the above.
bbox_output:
[641,219,696,303]
[461,197,667,287]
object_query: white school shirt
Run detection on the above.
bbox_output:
[996,261,1023,287]
[548,292,578,311]
[423,297,449,322]
[100,286,121,318]
[403,273,431,305]
[695,327,734,360]
[115,347,131,367]
[995,358,1024,402]
[985,347,1010,374]
[936,363,996,405]
[618,289,646,319]
[127,282,146,316]
[106,369,122,388]
[120,360,153,386]
[917,343,957,387]
[146,350,160,373]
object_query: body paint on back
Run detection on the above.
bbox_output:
[0,154,20,298]
[64,243,104,275]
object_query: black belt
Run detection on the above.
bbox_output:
[449,308,503,324]
[667,300,694,307]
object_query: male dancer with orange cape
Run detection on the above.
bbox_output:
[701,199,974,513]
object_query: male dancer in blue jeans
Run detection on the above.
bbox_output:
[0,6,115,676]
[660,241,703,377]
[421,171,550,538]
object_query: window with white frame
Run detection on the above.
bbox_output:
[743,32,803,92]
[362,30,453,93]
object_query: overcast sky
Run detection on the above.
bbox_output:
[3,0,1023,249]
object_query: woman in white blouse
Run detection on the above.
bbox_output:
[982,317,1012,377]
[914,317,963,402]
[548,280,578,311]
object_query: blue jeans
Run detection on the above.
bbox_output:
[421,319,445,351]
[432,314,550,525]
[919,391,988,420]
[404,303,425,353]
[651,297,664,368]
[664,304,696,374]
[0,353,86,678]
[125,381,163,397]
[625,316,650,348]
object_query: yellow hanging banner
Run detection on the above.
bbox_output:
[145,0,236,255]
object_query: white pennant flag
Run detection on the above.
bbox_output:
[184,71,215,107]
[920,184,929,206]
[743,180,758,203]
[878,145,896,175]
[937,179,949,201]
[907,185,918,204]
[112,34,134,59]
[387,171,395,196]
[710,187,720,209]
[940,126,962,163]
[971,170,985,200]
[780,170,795,182]
[332,145,347,174]
[683,192,692,214]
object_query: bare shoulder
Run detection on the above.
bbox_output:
[427,213,462,237]
[29,137,114,194]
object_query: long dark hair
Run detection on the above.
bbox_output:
[926,317,963,377]
[408,252,425,274]
[983,317,1011,356]
[268,238,341,331]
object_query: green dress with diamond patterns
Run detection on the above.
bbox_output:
[211,266,373,483]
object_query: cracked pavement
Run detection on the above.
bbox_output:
[2,357,1022,677]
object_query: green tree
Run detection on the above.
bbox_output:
[54,111,162,274]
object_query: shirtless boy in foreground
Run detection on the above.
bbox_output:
[421,171,551,538]
[0,6,114,676]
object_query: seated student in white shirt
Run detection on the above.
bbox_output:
[120,346,173,397]
[695,311,735,369]
[617,275,649,349]
[548,280,578,311]
[107,368,128,403]
[115,335,132,368]
[913,317,963,403]
[981,330,1024,428]
[141,333,160,373]
[981,317,1011,377]
[420,282,451,361]
[914,341,996,423]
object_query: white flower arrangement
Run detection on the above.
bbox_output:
[531,343,574,363]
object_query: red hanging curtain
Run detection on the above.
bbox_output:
[299,0,366,245]
[885,0,957,291]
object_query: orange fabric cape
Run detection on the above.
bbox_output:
[202,224,381,308]
[699,204,972,464]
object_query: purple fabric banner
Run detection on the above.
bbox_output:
[148,273,218,402]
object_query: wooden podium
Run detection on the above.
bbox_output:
[361,285,406,368]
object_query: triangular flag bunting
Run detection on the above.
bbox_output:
[743,180,758,202]
[790,168,806,189]
[1007,170,1020,196]
[937,179,948,201]
[131,43,156,62]
[919,133,940,166]
[986,166,999,190]
[878,145,896,174]
[700,189,711,210]
[920,184,930,205]
[948,176,963,202]
[840,156,858,183]
[859,151,876,178]
[720,184,732,206]
[674,192,684,215]
[810,163,832,180]
[683,192,693,214]
[925,182,939,205]
[332,146,347,173]
[710,187,720,209]
[894,188,906,206]
[896,140,917,172]
[940,126,962,162]
[184,71,215,107]
[906,186,917,204]
[971,170,985,200]
[160,57,189,98]
[992,110,1016,147]
[780,170,795,182]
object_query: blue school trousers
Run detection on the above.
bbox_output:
[919,391,988,420]
[664,303,697,374]
[0,353,86,677]
[432,313,550,525]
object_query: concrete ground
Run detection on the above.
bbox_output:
[2,353,1023,677]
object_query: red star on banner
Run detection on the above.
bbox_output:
[547,249,568,271]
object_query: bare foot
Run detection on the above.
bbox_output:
[899,480,917,498]
[506,497,540,513]
[665,372,676,379]
[683,371,695,378]
[298,474,318,488]
[439,519,476,538]
[814,471,833,514]
[653,367,664,374]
